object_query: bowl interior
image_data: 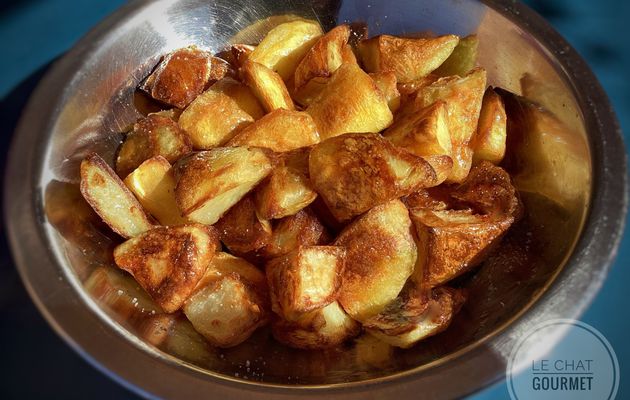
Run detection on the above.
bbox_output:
[39,0,591,386]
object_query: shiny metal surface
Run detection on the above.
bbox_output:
[4,0,627,398]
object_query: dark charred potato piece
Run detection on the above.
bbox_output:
[183,253,269,348]
[334,200,417,321]
[80,153,153,238]
[309,133,437,221]
[262,208,330,259]
[214,194,272,256]
[113,224,220,313]
[366,287,465,348]
[271,301,360,349]
[140,46,228,108]
[359,35,459,83]
[266,245,345,320]
[116,112,192,178]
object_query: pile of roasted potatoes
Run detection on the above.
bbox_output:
[79,18,522,350]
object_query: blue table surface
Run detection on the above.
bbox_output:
[0,1,628,399]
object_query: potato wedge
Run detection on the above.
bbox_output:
[305,63,393,139]
[271,301,360,349]
[216,43,255,70]
[366,287,464,348]
[309,133,437,221]
[370,71,401,113]
[292,77,328,107]
[113,224,220,312]
[471,88,507,165]
[214,194,272,256]
[183,253,268,348]
[262,208,329,259]
[227,109,319,152]
[397,74,439,105]
[266,245,345,320]
[124,156,187,226]
[255,151,318,220]
[359,35,459,83]
[434,35,479,77]
[249,19,323,81]
[413,67,487,182]
[80,153,153,238]
[293,25,353,90]
[116,112,192,177]
[164,316,215,364]
[178,78,263,149]
[140,46,228,108]
[174,147,272,225]
[362,284,429,335]
[334,200,417,321]
[241,60,295,112]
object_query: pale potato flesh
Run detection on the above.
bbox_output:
[80,153,153,238]
[370,71,401,112]
[124,156,188,226]
[241,60,295,112]
[435,35,479,77]
[471,87,507,165]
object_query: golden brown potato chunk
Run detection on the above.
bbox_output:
[140,46,228,109]
[293,24,353,90]
[309,133,437,221]
[359,35,459,83]
[241,60,295,112]
[174,147,272,225]
[183,253,269,348]
[366,287,465,348]
[291,77,329,107]
[164,316,215,364]
[178,78,263,149]
[116,112,192,178]
[305,63,393,139]
[271,301,360,349]
[262,208,330,259]
[214,194,272,256]
[334,200,417,321]
[434,35,479,77]
[412,67,487,183]
[370,71,401,113]
[80,153,153,238]
[362,284,429,334]
[113,224,220,313]
[227,109,319,152]
[471,88,507,165]
[266,245,345,320]
[255,149,318,220]
[124,156,188,226]
[249,19,323,81]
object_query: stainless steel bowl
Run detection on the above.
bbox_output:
[4,0,627,398]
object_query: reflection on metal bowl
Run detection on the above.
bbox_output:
[4,0,626,398]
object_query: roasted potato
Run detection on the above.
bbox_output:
[241,60,295,112]
[164,316,215,364]
[358,35,459,83]
[174,147,273,225]
[124,156,188,226]
[262,208,330,259]
[291,77,329,107]
[84,266,161,321]
[249,19,323,81]
[309,133,437,221]
[113,224,220,312]
[227,109,319,152]
[366,287,465,348]
[214,194,272,256]
[471,88,507,165]
[434,35,479,77]
[140,46,228,109]
[305,63,393,139]
[397,74,439,105]
[293,24,354,90]
[116,112,192,178]
[216,43,255,70]
[334,200,417,321]
[80,153,153,238]
[362,284,428,334]
[255,150,318,220]
[266,245,345,320]
[413,67,487,182]
[178,78,263,149]
[183,253,269,348]
[370,71,401,112]
[271,301,360,349]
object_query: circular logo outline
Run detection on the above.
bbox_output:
[506,319,619,400]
